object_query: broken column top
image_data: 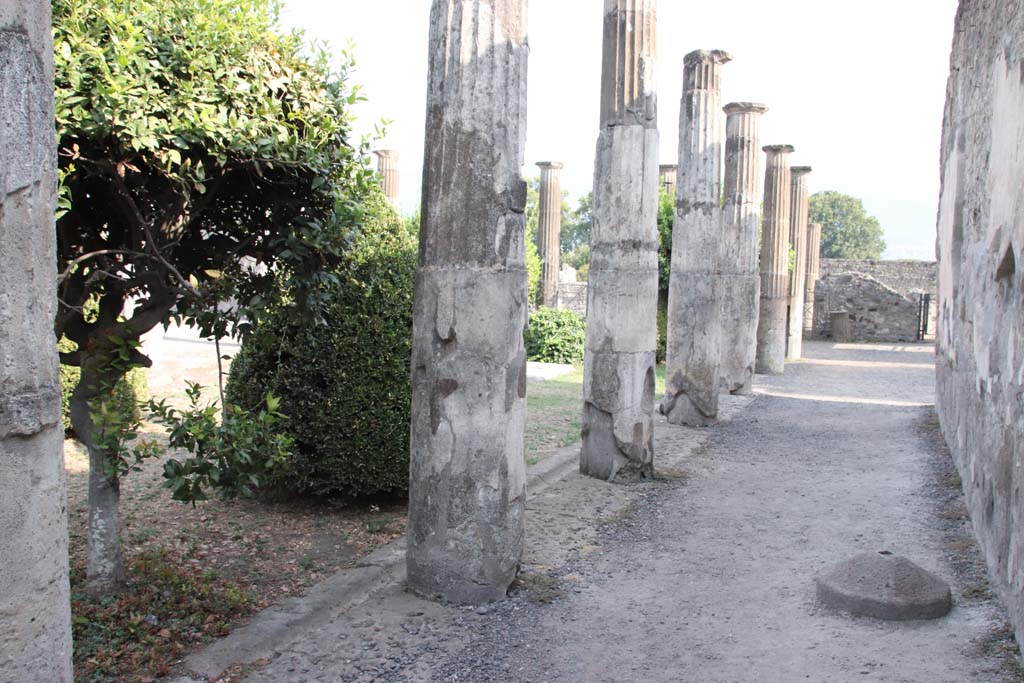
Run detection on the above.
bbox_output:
[724,102,769,115]
[536,161,564,170]
[684,49,732,66]
[764,144,796,154]
[791,165,813,176]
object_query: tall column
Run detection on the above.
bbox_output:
[0,1,73,680]
[662,49,731,426]
[536,161,563,308]
[786,166,812,359]
[659,164,678,196]
[803,221,823,334]
[581,0,659,481]
[755,144,795,375]
[720,102,768,395]
[407,0,529,605]
[373,149,400,207]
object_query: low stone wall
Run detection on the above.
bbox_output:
[555,282,588,317]
[810,259,937,342]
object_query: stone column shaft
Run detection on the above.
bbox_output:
[581,0,659,481]
[407,0,529,605]
[373,149,400,207]
[786,166,812,359]
[0,2,73,680]
[804,221,823,334]
[536,161,563,308]
[659,164,677,196]
[720,102,768,395]
[755,144,795,375]
[663,49,731,426]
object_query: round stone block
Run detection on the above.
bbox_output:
[816,551,953,621]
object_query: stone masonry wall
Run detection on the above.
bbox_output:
[936,0,1024,650]
[811,259,937,341]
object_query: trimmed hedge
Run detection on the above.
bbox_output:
[226,194,416,499]
[524,307,586,364]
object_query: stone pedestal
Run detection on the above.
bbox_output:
[373,149,400,206]
[581,0,659,480]
[659,164,678,196]
[804,222,823,335]
[755,144,795,375]
[0,2,73,680]
[663,49,731,426]
[786,166,812,360]
[720,102,768,395]
[407,0,529,605]
[536,161,563,308]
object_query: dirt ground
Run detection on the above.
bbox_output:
[192,341,1021,683]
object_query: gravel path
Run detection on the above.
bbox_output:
[223,341,1014,683]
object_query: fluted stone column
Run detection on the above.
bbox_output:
[659,164,678,196]
[786,166,812,359]
[536,161,563,308]
[803,222,823,334]
[720,102,768,395]
[0,2,73,680]
[373,149,400,206]
[407,0,529,605]
[581,0,659,480]
[755,145,795,375]
[662,49,731,426]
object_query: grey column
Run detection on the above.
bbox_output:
[407,0,529,605]
[720,102,768,395]
[659,164,678,196]
[0,2,73,680]
[581,0,659,481]
[786,166,812,360]
[803,222,823,334]
[755,144,795,375]
[662,49,731,426]
[373,149,400,207]
[536,161,563,308]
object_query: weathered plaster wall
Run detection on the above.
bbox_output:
[819,259,937,298]
[0,0,73,680]
[936,0,1024,649]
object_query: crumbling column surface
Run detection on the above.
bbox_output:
[804,221,823,334]
[754,144,795,375]
[407,0,529,605]
[659,164,678,196]
[581,0,659,480]
[0,1,73,680]
[936,0,1024,649]
[786,166,812,360]
[373,149,400,206]
[719,102,767,395]
[663,49,731,426]
[536,161,563,308]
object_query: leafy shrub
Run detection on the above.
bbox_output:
[226,193,416,499]
[59,336,147,436]
[525,307,586,364]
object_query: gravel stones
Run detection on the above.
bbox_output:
[816,551,952,621]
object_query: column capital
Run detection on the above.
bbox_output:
[724,102,768,115]
[791,166,813,176]
[763,144,795,155]
[659,163,678,172]
[684,49,732,66]
[373,148,399,160]
[536,161,564,170]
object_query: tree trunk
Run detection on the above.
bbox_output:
[69,362,125,596]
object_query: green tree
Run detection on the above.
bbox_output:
[54,0,376,595]
[809,191,887,260]
[657,187,675,292]
[561,192,592,254]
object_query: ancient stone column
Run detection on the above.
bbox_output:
[719,102,768,395]
[659,164,678,196]
[0,2,74,680]
[786,166,812,360]
[581,0,659,480]
[373,149,400,206]
[755,144,795,375]
[536,161,563,308]
[662,49,731,426]
[803,222,822,335]
[407,0,529,605]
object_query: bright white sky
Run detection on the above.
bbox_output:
[281,0,958,260]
